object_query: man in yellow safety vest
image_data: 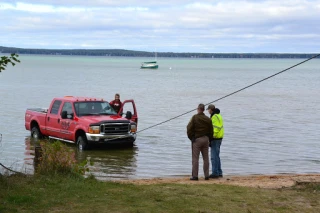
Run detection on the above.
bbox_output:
[207,104,224,178]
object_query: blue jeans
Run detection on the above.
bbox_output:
[210,139,222,176]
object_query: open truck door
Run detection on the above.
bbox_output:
[118,100,138,127]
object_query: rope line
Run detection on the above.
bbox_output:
[0,163,26,175]
[137,53,320,133]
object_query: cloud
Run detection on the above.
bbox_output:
[1,0,320,52]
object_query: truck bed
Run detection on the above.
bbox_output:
[27,108,48,113]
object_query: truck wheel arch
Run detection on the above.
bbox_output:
[30,120,39,130]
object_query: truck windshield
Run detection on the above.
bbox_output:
[74,101,117,116]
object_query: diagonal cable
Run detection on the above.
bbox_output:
[137,53,320,133]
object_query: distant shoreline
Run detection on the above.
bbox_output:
[0,46,318,59]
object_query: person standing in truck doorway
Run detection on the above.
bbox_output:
[207,104,224,179]
[109,93,122,113]
[187,103,213,181]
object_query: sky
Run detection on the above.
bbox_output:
[1,0,320,53]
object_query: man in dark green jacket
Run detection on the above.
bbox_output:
[187,103,213,181]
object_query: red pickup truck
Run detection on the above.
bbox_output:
[25,96,138,150]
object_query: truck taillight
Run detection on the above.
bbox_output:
[89,126,100,134]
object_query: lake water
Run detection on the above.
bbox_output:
[0,55,319,179]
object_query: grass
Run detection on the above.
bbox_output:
[0,174,319,213]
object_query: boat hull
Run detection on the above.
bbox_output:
[141,64,158,69]
[140,63,158,69]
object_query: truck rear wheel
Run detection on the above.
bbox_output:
[77,135,89,150]
[31,126,42,139]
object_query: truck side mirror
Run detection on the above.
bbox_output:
[125,111,132,119]
[61,111,68,119]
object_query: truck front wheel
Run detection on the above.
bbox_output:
[77,135,89,150]
[31,126,42,139]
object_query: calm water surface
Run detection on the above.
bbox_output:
[0,55,319,179]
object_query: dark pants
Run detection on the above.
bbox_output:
[192,136,209,178]
[210,139,223,176]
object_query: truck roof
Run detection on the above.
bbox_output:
[58,96,106,102]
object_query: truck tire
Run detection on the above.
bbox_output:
[77,135,89,150]
[31,126,42,139]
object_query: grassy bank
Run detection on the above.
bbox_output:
[0,174,319,213]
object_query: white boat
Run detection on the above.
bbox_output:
[141,52,158,69]
[141,61,158,69]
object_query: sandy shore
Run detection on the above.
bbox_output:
[118,174,320,189]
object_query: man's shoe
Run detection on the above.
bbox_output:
[205,177,209,180]
[219,175,223,178]
[209,174,219,179]
[190,177,198,181]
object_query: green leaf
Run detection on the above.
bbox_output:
[13,58,20,62]
[0,53,20,72]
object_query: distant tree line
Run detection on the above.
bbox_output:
[0,46,317,59]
